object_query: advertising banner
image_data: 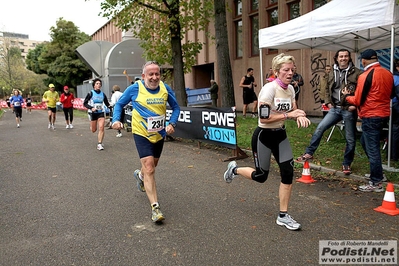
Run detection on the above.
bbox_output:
[166,106,237,149]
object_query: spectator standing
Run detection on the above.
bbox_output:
[60,86,75,129]
[297,49,362,176]
[239,68,258,118]
[112,61,180,223]
[42,84,60,130]
[110,85,123,137]
[224,53,311,231]
[291,65,304,105]
[319,65,332,117]
[10,89,24,128]
[319,65,332,103]
[208,80,219,107]
[344,49,394,192]
[265,67,276,81]
[83,78,111,151]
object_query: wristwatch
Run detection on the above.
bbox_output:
[170,122,176,128]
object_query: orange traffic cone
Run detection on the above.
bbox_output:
[297,161,316,183]
[374,182,399,216]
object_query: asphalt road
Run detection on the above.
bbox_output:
[1,109,398,265]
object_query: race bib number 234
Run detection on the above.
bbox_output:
[147,115,165,132]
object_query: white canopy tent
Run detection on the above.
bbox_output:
[258,0,399,169]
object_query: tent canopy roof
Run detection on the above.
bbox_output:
[259,0,399,52]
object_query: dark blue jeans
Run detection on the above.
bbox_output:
[305,107,357,166]
[360,117,389,184]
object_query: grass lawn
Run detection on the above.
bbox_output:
[235,116,399,184]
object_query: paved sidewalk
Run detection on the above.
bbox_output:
[1,110,398,265]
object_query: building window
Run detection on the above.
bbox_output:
[251,0,259,11]
[236,20,243,58]
[314,0,328,9]
[288,1,300,20]
[269,0,278,5]
[235,0,242,16]
[268,8,278,26]
[251,16,259,56]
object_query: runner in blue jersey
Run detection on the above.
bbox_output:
[112,61,180,223]
[84,78,111,151]
[10,89,24,128]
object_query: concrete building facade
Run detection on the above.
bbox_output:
[0,31,43,60]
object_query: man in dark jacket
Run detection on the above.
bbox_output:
[209,80,219,107]
[297,49,362,176]
[291,65,304,104]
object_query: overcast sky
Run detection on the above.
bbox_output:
[1,0,109,41]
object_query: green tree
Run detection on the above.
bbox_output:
[100,0,214,106]
[214,0,235,107]
[28,18,92,90]
[26,43,47,74]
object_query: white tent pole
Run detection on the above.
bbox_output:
[260,50,264,88]
[387,24,395,168]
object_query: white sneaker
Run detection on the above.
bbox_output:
[48,123,51,129]
[276,214,301,230]
[51,124,55,130]
[116,132,122,138]
[69,124,73,129]
[17,124,20,128]
[97,143,104,150]
[66,124,69,129]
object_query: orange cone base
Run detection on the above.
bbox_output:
[373,182,399,216]
[297,176,316,183]
[374,205,399,216]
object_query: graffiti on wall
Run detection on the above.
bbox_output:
[309,53,327,111]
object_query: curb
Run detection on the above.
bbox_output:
[303,161,399,189]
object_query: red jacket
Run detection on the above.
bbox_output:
[60,92,75,108]
[346,62,393,118]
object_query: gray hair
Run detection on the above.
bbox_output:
[142,61,160,74]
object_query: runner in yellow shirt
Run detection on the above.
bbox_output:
[42,84,60,130]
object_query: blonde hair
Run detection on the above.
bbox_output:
[112,85,121,91]
[272,53,296,73]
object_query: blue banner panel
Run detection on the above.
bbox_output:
[166,106,237,149]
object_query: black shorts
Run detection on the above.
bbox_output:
[27,103,32,107]
[47,107,57,113]
[243,89,258,104]
[133,134,164,159]
[14,107,22,118]
[88,112,105,121]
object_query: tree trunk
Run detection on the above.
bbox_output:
[169,1,187,106]
[214,0,235,108]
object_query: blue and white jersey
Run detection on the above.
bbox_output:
[88,90,105,113]
[10,95,24,108]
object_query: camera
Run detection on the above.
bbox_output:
[259,104,270,119]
